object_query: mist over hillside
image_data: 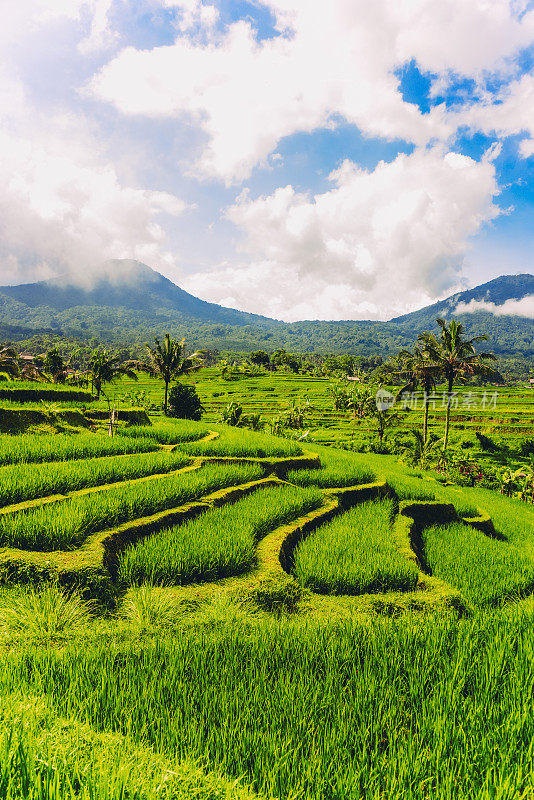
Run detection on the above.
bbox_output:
[0,262,532,357]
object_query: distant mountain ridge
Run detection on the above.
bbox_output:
[0,262,532,357]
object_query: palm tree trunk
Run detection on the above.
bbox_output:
[423,397,429,444]
[164,380,169,415]
[443,375,454,453]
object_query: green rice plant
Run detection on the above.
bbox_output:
[2,611,534,799]
[0,462,263,550]
[458,485,534,558]
[179,424,303,458]
[288,443,375,487]
[294,499,418,594]
[120,418,208,444]
[0,584,92,638]
[423,521,534,605]
[0,450,189,507]
[119,584,180,631]
[0,383,92,403]
[120,484,323,586]
[0,432,157,466]
[0,695,258,800]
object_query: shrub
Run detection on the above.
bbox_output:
[167,382,203,420]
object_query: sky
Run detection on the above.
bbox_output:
[1,0,534,322]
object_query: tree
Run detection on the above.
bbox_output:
[0,347,20,380]
[88,351,138,399]
[249,350,270,369]
[419,318,501,452]
[146,334,203,414]
[44,349,66,382]
[167,383,204,421]
[396,347,440,444]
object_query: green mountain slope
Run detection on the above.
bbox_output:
[0,263,532,356]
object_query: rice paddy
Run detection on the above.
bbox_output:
[0,432,157,466]
[119,484,323,586]
[0,462,264,550]
[422,520,534,605]
[0,450,189,507]
[179,425,303,458]
[1,374,534,797]
[294,499,419,594]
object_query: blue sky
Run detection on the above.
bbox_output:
[1,0,534,320]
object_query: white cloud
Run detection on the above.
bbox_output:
[88,0,534,183]
[456,296,534,317]
[0,90,188,285]
[519,138,534,158]
[182,147,500,320]
[456,73,534,143]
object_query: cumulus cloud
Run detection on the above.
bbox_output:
[0,83,188,286]
[88,0,534,183]
[456,73,534,145]
[182,147,500,320]
[455,296,534,317]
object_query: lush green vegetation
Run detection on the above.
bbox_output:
[0,382,92,403]
[0,462,263,550]
[0,450,189,507]
[180,424,303,458]
[0,432,157,466]
[120,418,208,444]
[287,442,375,487]
[0,611,534,799]
[295,499,419,594]
[423,520,534,605]
[120,484,323,586]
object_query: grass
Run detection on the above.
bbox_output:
[0,584,92,638]
[179,424,303,458]
[287,442,375,487]
[120,418,209,444]
[0,694,259,799]
[0,462,264,551]
[423,521,534,605]
[0,432,157,466]
[1,611,534,799]
[0,450,190,507]
[119,484,323,586]
[294,499,419,594]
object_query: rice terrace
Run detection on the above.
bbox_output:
[3,1,534,797]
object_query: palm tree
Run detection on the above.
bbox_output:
[87,351,138,399]
[396,347,441,444]
[145,334,203,414]
[418,318,501,453]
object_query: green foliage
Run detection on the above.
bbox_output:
[0,450,189,507]
[180,425,303,458]
[119,584,181,632]
[0,584,92,638]
[287,445,374,487]
[0,383,91,403]
[423,521,534,604]
[0,432,157,466]
[0,462,263,550]
[294,500,418,594]
[167,382,204,420]
[146,333,203,413]
[120,484,322,586]
[120,419,208,444]
[247,576,308,615]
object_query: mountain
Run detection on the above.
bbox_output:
[391,274,534,327]
[0,262,532,357]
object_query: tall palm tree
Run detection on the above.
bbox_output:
[146,334,204,414]
[87,351,138,399]
[418,318,501,452]
[396,347,441,444]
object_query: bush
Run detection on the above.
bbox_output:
[167,383,203,420]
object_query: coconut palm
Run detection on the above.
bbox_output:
[145,334,203,414]
[418,318,501,453]
[396,347,441,444]
[87,351,138,399]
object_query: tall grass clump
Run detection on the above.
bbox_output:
[119,585,180,631]
[2,611,534,799]
[288,445,375,487]
[0,450,189,507]
[0,584,92,638]
[0,463,263,550]
[423,521,534,605]
[120,484,323,586]
[0,433,157,466]
[120,419,209,444]
[180,425,302,458]
[295,499,418,594]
